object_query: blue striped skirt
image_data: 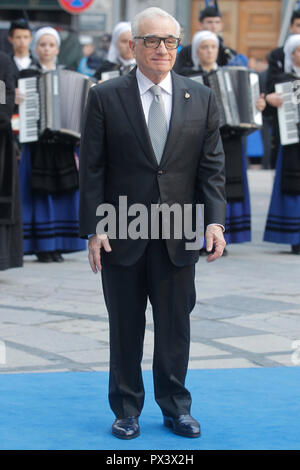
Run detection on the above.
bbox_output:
[19,144,86,254]
[263,146,300,245]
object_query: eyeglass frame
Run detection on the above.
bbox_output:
[133,35,181,50]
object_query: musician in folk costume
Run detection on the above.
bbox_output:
[263,34,300,255]
[264,10,300,169]
[94,22,136,81]
[0,51,23,271]
[7,19,38,104]
[18,27,86,262]
[178,31,265,254]
[174,5,238,76]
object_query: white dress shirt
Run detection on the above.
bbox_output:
[13,55,31,71]
[136,68,172,128]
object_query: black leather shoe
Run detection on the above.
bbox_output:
[112,417,140,440]
[291,244,300,255]
[51,251,64,262]
[36,252,52,263]
[163,414,201,438]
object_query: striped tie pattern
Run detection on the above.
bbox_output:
[148,85,168,164]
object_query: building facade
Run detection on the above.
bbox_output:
[0,0,293,60]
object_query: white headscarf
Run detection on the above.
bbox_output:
[34,27,61,49]
[191,30,219,70]
[107,21,135,66]
[284,34,300,74]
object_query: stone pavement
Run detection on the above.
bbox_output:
[0,169,299,374]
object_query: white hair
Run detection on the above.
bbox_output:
[284,34,300,73]
[131,7,181,38]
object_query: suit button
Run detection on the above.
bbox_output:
[158,170,164,175]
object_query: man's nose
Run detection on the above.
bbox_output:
[156,40,168,54]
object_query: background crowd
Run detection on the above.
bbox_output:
[1,3,300,272]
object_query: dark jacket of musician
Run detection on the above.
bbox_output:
[94,21,136,81]
[0,51,23,270]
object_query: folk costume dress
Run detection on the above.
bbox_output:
[179,31,251,246]
[18,61,86,259]
[263,35,300,252]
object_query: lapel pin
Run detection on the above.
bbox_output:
[185,92,190,100]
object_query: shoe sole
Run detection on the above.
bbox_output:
[112,429,140,440]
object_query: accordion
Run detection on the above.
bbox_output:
[18,68,95,143]
[275,81,300,146]
[205,66,262,132]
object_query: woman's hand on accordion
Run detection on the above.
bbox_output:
[265,92,284,108]
[255,93,266,112]
[14,88,25,105]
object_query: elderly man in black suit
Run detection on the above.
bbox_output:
[79,7,226,440]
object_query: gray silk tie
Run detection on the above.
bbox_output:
[148,85,168,164]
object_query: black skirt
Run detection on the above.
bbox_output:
[30,133,79,195]
[281,143,300,195]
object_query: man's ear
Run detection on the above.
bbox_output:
[129,39,136,57]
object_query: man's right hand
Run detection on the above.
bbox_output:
[88,234,112,273]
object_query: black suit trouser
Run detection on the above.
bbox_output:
[101,238,196,419]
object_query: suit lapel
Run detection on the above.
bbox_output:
[160,71,190,168]
[117,69,158,167]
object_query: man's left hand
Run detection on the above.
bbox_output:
[205,225,226,263]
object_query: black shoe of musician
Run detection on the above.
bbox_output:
[291,244,300,254]
[163,414,201,438]
[36,252,52,263]
[112,417,140,440]
[51,251,64,262]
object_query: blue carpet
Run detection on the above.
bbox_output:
[0,367,299,450]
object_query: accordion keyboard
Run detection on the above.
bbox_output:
[275,81,299,146]
[19,77,39,143]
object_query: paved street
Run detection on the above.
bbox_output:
[0,169,299,374]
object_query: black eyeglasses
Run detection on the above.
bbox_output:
[134,36,181,50]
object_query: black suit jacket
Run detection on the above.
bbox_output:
[79,68,226,267]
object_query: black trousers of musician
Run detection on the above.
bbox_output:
[101,238,196,419]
